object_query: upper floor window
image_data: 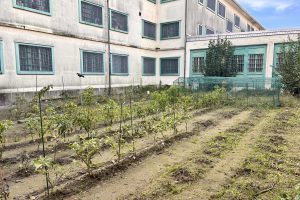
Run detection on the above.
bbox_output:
[0,41,3,74]
[206,28,214,35]
[110,10,128,33]
[111,54,129,75]
[198,25,203,35]
[14,0,51,15]
[148,0,156,3]
[218,2,226,18]
[161,0,176,3]
[248,54,264,73]
[226,19,233,32]
[207,0,216,12]
[143,20,156,40]
[160,57,180,76]
[234,15,240,28]
[161,21,180,40]
[80,1,103,27]
[81,50,104,74]
[16,43,54,74]
[198,0,204,5]
[192,57,205,74]
[142,57,156,76]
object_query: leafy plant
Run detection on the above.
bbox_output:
[0,120,13,159]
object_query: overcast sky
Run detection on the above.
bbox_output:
[236,0,300,30]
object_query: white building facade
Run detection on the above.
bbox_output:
[0,0,297,105]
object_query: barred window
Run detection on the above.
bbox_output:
[143,57,156,75]
[18,44,53,73]
[206,28,214,35]
[111,10,128,32]
[218,2,225,18]
[232,55,244,73]
[143,20,156,40]
[161,21,180,39]
[248,54,264,72]
[16,0,50,13]
[81,1,102,26]
[112,54,128,74]
[82,51,104,74]
[192,57,205,74]
[276,53,284,68]
[234,15,240,27]
[161,58,179,75]
[227,19,233,32]
[207,0,216,11]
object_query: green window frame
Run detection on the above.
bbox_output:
[111,53,129,76]
[232,55,244,73]
[161,0,177,3]
[142,57,156,76]
[148,0,156,3]
[110,9,129,33]
[160,21,181,40]
[79,0,103,27]
[190,50,206,76]
[207,0,216,12]
[15,43,55,75]
[160,57,180,76]
[13,0,52,16]
[0,41,4,74]
[80,50,104,75]
[218,2,226,18]
[142,20,156,40]
[273,44,284,69]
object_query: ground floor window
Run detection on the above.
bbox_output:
[81,50,104,74]
[233,55,244,73]
[143,57,156,75]
[160,57,180,75]
[16,43,53,74]
[192,57,205,74]
[111,54,129,75]
[248,54,264,72]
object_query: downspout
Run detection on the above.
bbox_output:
[183,0,188,87]
[107,0,112,96]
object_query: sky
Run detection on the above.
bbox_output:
[236,0,300,30]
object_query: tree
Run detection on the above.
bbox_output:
[204,37,237,77]
[277,35,300,95]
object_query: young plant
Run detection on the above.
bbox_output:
[70,135,102,175]
[74,107,98,138]
[0,120,13,159]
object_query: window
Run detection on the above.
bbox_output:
[206,28,214,35]
[207,0,216,11]
[251,27,255,32]
[234,15,240,28]
[148,0,156,3]
[198,25,203,35]
[276,53,284,68]
[80,1,103,26]
[143,57,156,75]
[161,21,180,39]
[14,0,50,15]
[248,54,264,73]
[218,2,226,18]
[81,50,104,74]
[111,54,128,75]
[192,57,205,74]
[226,19,233,32]
[16,43,54,74]
[0,41,3,74]
[198,0,204,5]
[161,0,176,3]
[143,20,156,40]
[110,10,128,33]
[232,55,244,73]
[160,57,180,75]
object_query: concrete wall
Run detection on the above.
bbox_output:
[186,30,300,79]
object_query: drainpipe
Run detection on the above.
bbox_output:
[107,0,112,96]
[183,0,188,88]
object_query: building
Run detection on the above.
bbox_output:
[0,0,298,105]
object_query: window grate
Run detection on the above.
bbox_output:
[192,57,205,74]
[233,55,244,73]
[161,22,180,39]
[81,1,102,25]
[82,52,103,73]
[19,45,52,72]
[16,0,50,12]
[248,54,264,72]
[161,58,179,75]
[111,11,128,32]
[143,57,155,75]
[276,53,284,68]
[112,54,128,74]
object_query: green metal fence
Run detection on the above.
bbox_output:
[174,77,282,107]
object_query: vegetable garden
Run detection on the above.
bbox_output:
[0,84,299,200]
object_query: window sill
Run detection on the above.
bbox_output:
[17,71,55,75]
[110,28,129,34]
[142,36,156,41]
[160,36,180,40]
[79,21,103,28]
[13,5,51,16]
